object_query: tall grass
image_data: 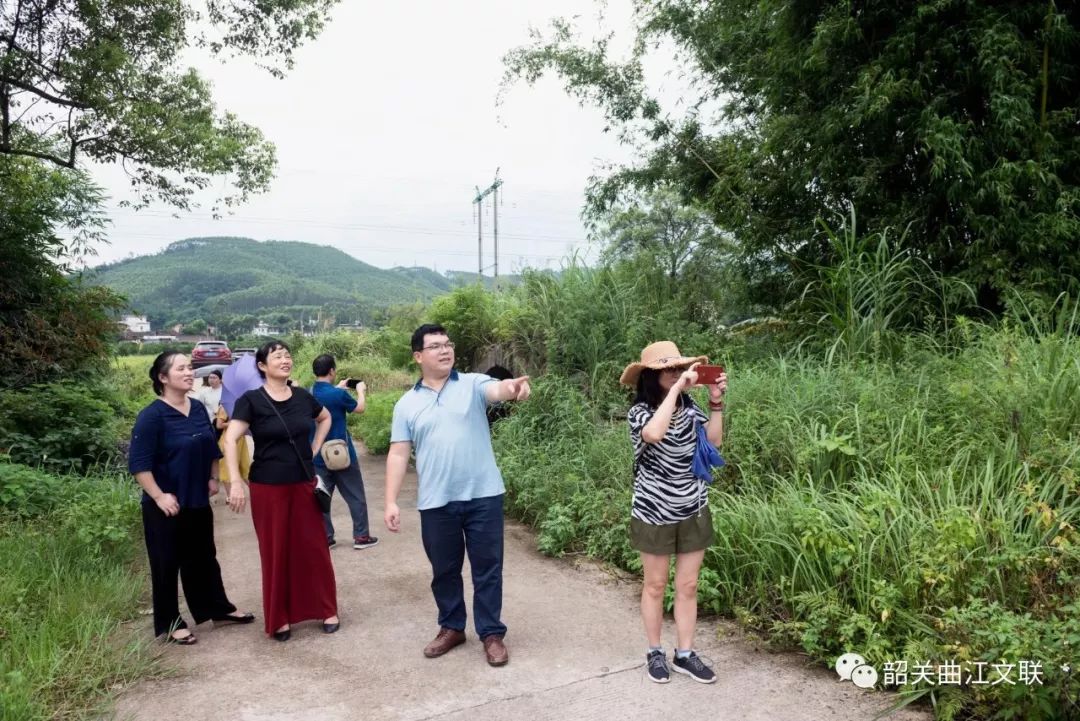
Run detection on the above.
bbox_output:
[493,322,1080,718]
[796,208,975,364]
[0,463,160,720]
[486,254,1080,720]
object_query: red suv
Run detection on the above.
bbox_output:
[191,340,232,368]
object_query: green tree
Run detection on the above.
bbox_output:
[0,155,123,390]
[216,313,258,340]
[1,0,339,209]
[587,186,756,324]
[428,285,497,371]
[0,1,339,385]
[505,1,1080,310]
[590,186,728,281]
[185,318,208,334]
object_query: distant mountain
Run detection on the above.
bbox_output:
[388,267,513,292]
[388,266,459,293]
[88,237,496,325]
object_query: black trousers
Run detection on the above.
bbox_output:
[142,503,236,637]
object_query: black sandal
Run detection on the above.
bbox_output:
[213,612,256,625]
[167,631,198,645]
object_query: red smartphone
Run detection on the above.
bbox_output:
[694,365,725,385]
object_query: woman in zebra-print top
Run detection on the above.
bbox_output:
[619,341,727,684]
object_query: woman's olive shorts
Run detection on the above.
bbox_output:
[630,506,714,555]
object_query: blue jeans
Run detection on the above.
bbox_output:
[419,493,507,639]
[320,460,370,541]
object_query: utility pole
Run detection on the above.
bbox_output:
[493,181,499,279]
[472,168,502,278]
[474,186,483,275]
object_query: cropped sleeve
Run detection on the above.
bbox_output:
[232,392,255,424]
[473,373,496,407]
[390,398,412,443]
[627,403,654,457]
[128,405,161,474]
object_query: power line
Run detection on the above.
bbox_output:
[265,166,586,200]
[101,207,587,245]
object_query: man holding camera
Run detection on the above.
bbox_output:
[311,353,378,550]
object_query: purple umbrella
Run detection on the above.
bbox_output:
[220,353,262,417]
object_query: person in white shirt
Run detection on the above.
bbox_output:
[194,370,223,427]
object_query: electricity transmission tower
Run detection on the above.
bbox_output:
[473,169,503,278]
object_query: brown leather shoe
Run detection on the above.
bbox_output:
[423,627,466,658]
[482,635,509,666]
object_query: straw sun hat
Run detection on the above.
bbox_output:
[619,341,708,386]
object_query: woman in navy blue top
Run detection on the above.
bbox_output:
[129,351,254,644]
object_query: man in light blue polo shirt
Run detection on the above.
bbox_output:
[385,323,530,667]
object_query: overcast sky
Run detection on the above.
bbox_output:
[84,1,647,275]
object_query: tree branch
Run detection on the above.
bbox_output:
[65,104,75,164]
[0,74,90,109]
[0,35,78,86]
[0,142,75,167]
[0,90,9,146]
[10,93,40,125]
[0,0,26,145]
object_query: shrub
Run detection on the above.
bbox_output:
[348,391,399,455]
[428,284,498,370]
[0,381,125,471]
[0,462,62,518]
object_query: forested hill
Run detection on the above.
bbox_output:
[87,237,476,325]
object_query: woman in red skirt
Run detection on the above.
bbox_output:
[222,340,339,641]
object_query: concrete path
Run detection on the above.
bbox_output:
[113,454,927,721]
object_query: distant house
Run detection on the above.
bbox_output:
[252,321,282,337]
[120,315,151,334]
[336,322,366,333]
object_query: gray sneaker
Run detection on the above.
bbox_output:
[646,650,670,684]
[672,651,716,684]
[353,535,379,550]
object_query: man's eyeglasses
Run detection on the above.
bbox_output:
[422,342,455,352]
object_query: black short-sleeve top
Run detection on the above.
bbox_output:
[232,387,324,484]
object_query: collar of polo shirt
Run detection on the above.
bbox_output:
[414,368,460,391]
